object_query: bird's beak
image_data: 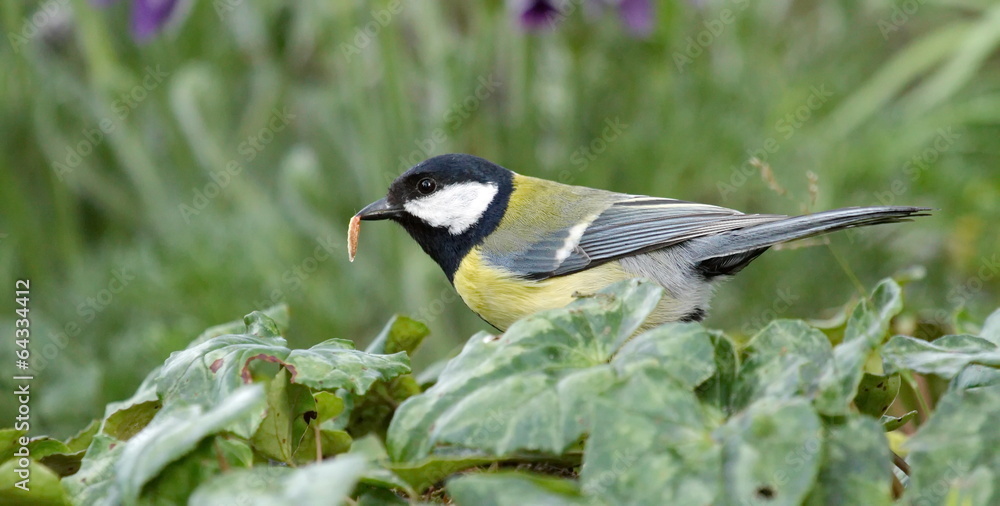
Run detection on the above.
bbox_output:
[355,197,403,221]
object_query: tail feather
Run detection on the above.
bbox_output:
[692,206,931,276]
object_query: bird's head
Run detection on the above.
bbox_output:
[355,154,514,279]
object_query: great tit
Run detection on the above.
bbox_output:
[353,154,929,330]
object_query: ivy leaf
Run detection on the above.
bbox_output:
[188,454,368,506]
[882,334,1000,378]
[114,385,266,503]
[184,304,290,350]
[815,279,903,415]
[292,429,352,464]
[854,373,900,418]
[0,458,71,505]
[906,385,1000,505]
[313,391,345,423]
[448,472,592,506]
[284,339,410,393]
[62,433,125,505]
[251,368,312,464]
[979,308,1000,345]
[580,367,720,504]
[696,331,739,414]
[386,280,662,462]
[880,410,917,432]
[366,315,430,355]
[387,455,500,492]
[720,399,823,506]
[804,416,892,506]
[733,320,832,409]
[103,400,162,441]
[612,322,717,389]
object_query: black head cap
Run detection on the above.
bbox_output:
[355,154,514,280]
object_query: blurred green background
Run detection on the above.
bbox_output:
[1,0,997,437]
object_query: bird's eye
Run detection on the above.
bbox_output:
[417,178,437,195]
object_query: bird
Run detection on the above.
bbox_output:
[351,154,929,331]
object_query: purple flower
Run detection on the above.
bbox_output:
[519,0,562,29]
[513,0,655,36]
[617,0,654,36]
[91,0,182,42]
[131,0,181,41]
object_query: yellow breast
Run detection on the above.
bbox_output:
[453,247,633,330]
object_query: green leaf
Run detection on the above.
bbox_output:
[0,429,26,463]
[906,385,1000,505]
[189,455,367,506]
[580,367,720,503]
[980,308,1000,345]
[386,280,662,462]
[251,368,309,463]
[612,322,716,389]
[882,334,1000,378]
[215,437,254,469]
[152,313,407,439]
[0,458,71,505]
[854,373,900,418]
[65,420,101,453]
[720,399,823,506]
[292,429,352,464]
[154,332,287,437]
[39,451,86,478]
[348,374,422,440]
[99,373,160,438]
[696,331,739,414]
[387,455,501,493]
[244,309,284,338]
[734,320,832,409]
[137,437,229,505]
[448,472,592,506]
[815,279,903,416]
[114,385,266,503]
[805,417,892,506]
[25,437,70,461]
[313,391,345,422]
[184,305,290,350]
[880,410,917,432]
[284,339,411,393]
[103,400,163,441]
[62,433,124,505]
[366,315,430,355]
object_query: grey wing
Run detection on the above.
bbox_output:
[513,196,786,280]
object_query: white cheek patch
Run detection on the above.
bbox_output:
[404,182,499,235]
